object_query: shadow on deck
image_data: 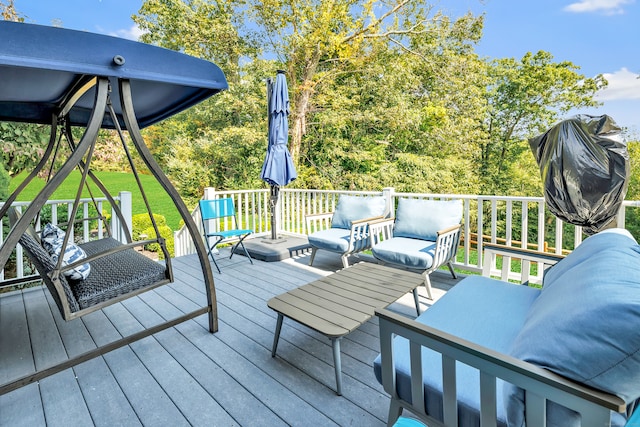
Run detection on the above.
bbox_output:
[0,241,463,426]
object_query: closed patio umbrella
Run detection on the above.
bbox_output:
[261,70,297,239]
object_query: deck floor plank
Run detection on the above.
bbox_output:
[0,246,460,426]
[39,370,93,427]
[0,291,34,382]
[72,357,143,427]
[22,287,67,371]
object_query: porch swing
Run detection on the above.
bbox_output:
[0,21,227,394]
[6,100,173,321]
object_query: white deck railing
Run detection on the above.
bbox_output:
[3,187,636,287]
[175,187,639,282]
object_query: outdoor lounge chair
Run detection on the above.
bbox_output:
[369,198,462,301]
[306,194,387,268]
[199,198,254,273]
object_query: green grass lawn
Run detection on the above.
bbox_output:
[10,171,184,230]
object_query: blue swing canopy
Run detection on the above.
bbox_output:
[0,20,228,129]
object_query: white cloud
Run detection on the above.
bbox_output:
[595,68,640,101]
[564,0,635,14]
[108,24,146,41]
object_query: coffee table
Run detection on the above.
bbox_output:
[268,262,424,395]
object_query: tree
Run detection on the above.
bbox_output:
[479,51,607,194]
[0,122,49,177]
[1,0,22,22]
[132,1,606,199]
[250,0,443,165]
[297,10,487,193]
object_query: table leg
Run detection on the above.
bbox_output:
[331,337,343,395]
[271,313,284,357]
[413,288,421,316]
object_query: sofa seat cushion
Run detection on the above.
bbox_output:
[374,276,540,427]
[308,228,355,253]
[331,195,386,229]
[506,229,640,427]
[372,237,436,269]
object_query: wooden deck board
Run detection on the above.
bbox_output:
[0,247,459,426]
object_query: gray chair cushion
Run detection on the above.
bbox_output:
[74,238,167,310]
[392,198,462,241]
[331,195,386,229]
[371,237,435,269]
[308,228,352,253]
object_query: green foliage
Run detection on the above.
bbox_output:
[1,0,23,22]
[141,225,175,259]
[479,51,607,194]
[131,213,168,240]
[0,122,49,177]
[5,1,610,223]
[0,162,10,201]
[132,213,174,259]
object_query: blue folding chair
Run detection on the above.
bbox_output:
[199,198,254,273]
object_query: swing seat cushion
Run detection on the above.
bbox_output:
[41,223,91,281]
[73,238,168,309]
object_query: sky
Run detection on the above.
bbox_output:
[14,0,640,137]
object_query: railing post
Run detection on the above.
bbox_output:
[617,204,626,229]
[113,191,132,244]
[383,187,394,218]
[204,187,216,200]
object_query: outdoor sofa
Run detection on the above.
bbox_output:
[374,228,640,427]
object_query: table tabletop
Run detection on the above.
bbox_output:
[268,262,423,338]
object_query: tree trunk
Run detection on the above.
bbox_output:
[288,50,320,165]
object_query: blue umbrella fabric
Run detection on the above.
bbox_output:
[260,71,297,187]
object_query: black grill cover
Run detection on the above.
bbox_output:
[529,114,629,235]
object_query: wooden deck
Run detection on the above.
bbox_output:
[0,245,461,426]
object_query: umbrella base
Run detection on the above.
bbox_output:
[240,235,311,262]
[261,236,288,244]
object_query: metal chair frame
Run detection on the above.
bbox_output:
[199,198,254,273]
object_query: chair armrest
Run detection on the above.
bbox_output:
[305,212,333,220]
[350,215,384,226]
[305,212,333,234]
[436,224,462,236]
[346,216,385,252]
[428,224,462,273]
[482,243,564,284]
[369,217,395,247]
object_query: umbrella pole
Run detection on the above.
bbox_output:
[270,185,279,240]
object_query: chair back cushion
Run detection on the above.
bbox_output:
[505,229,640,425]
[331,195,386,229]
[393,198,462,241]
